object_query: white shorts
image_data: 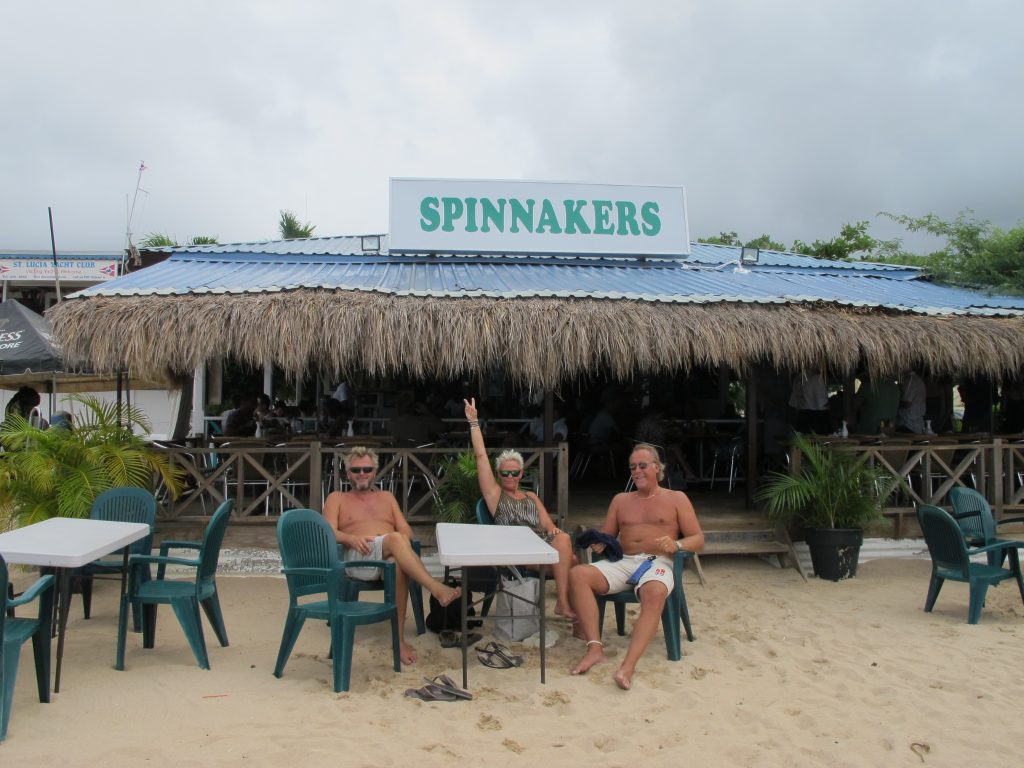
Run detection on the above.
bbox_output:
[341,534,386,581]
[590,553,675,595]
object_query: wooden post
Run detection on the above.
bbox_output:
[745,371,759,509]
[543,391,554,509]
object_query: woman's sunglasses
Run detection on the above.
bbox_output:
[349,466,376,475]
[498,469,522,478]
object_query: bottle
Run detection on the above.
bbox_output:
[346,419,355,437]
[840,420,849,438]
[925,419,934,435]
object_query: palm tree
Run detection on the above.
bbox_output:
[0,395,183,528]
[139,233,219,248]
[278,210,316,239]
[139,233,178,247]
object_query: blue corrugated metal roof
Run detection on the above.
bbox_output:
[142,235,917,276]
[72,234,1023,316]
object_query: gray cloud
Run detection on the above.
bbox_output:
[2,1,1021,252]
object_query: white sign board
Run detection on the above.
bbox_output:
[389,178,689,257]
[0,259,119,281]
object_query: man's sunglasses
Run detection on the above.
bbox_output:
[349,466,376,475]
[498,469,522,478]
[628,462,656,471]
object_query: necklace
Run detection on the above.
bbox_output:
[636,488,660,501]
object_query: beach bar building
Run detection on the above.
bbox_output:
[46,181,1024,533]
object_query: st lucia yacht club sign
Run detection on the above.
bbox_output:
[389,179,689,257]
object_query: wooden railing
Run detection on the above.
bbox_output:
[152,441,570,527]
[790,437,1024,537]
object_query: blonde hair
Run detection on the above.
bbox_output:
[343,446,379,471]
[494,450,524,473]
[631,443,665,482]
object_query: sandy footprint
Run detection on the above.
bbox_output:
[542,690,570,706]
[502,739,525,753]
[423,743,460,758]
[478,713,502,731]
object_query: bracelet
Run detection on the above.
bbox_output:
[468,420,480,428]
[675,540,683,552]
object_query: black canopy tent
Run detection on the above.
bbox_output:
[0,299,63,376]
[0,301,166,431]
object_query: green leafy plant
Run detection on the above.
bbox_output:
[0,394,184,528]
[755,433,892,530]
[433,451,482,523]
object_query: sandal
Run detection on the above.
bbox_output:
[425,674,473,700]
[404,683,458,702]
[475,641,524,669]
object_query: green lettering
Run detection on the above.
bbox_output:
[464,197,479,232]
[641,201,661,235]
[536,199,563,234]
[563,200,591,234]
[419,197,440,231]
[510,198,535,233]
[593,200,614,234]
[480,198,505,232]
[615,201,640,235]
[441,197,464,232]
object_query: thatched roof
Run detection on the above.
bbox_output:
[48,290,1024,390]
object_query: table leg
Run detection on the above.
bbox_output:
[120,547,130,597]
[460,566,469,690]
[54,567,72,693]
[539,567,547,684]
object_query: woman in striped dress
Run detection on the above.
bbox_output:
[465,398,577,620]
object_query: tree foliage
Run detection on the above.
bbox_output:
[139,233,218,248]
[0,395,183,528]
[874,210,1024,294]
[792,221,878,260]
[139,232,178,247]
[698,231,785,250]
[279,210,316,239]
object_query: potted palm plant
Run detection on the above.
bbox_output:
[755,432,893,580]
[0,394,183,528]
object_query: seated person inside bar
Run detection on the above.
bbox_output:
[569,442,704,691]
[323,446,460,664]
[464,397,577,620]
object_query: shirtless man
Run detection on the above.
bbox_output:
[323,446,460,664]
[569,443,704,690]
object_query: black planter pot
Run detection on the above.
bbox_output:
[804,528,864,581]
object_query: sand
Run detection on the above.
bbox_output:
[4,555,1023,767]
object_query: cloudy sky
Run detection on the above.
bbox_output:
[3,1,1022,254]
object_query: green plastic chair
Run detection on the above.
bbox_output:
[595,549,695,661]
[948,487,1024,566]
[274,508,400,693]
[339,541,426,636]
[115,500,233,670]
[917,504,1024,624]
[75,487,157,629]
[1,555,55,742]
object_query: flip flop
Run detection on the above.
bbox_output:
[404,683,458,702]
[425,674,473,700]
[475,642,524,669]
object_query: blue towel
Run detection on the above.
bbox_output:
[575,529,624,562]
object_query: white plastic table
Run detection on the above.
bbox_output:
[0,517,150,692]
[434,522,558,688]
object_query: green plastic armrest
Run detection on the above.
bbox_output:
[8,574,54,607]
[131,553,201,568]
[159,540,201,555]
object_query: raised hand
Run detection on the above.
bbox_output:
[464,397,478,421]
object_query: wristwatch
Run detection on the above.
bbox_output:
[675,540,683,552]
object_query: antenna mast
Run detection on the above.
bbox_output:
[123,161,147,270]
